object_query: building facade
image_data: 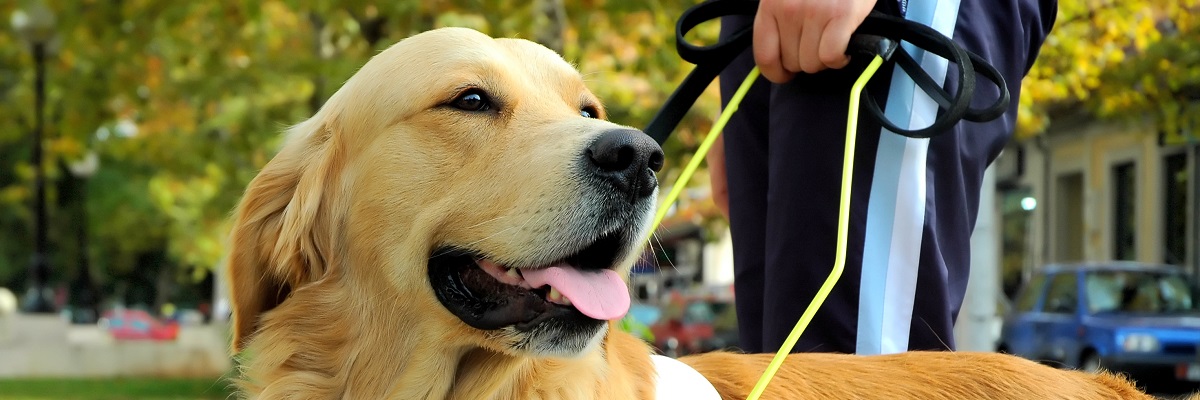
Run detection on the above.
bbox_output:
[997,113,1198,293]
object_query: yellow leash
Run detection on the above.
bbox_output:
[645,56,885,399]
[648,64,759,232]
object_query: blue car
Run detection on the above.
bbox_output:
[999,263,1200,384]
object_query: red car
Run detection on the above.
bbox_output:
[100,309,180,341]
[650,298,738,356]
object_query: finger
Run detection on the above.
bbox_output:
[798,15,828,74]
[753,12,793,83]
[818,16,855,70]
[778,14,804,75]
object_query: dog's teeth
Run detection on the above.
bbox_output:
[549,288,562,301]
[560,296,571,306]
[505,268,519,279]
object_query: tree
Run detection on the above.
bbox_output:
[0,1,723,308]
[1017,0,1200,140]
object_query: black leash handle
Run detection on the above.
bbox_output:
[644,0,756,145]
[853,11,1010,137]
[644,0,1010,144]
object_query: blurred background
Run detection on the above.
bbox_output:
[0,0,1197,398]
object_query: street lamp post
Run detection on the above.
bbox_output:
[12,1,57,314]
[68,152,100,323]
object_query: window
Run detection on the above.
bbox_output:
[1042,273,1078,314]
[1113,162,1137,260]
[1164,153,1188,265]
[1056,173,1084,261]
[1014,273,1048,313]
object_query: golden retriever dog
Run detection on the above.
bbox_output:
[226,27,1165,399]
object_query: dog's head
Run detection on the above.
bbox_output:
[227,27,662,359]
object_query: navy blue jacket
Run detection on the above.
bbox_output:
[718,0,1057,354]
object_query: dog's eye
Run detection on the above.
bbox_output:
[451,89,492,112]
[581,106,599,119]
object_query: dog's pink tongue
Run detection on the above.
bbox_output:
[521,265,630,321]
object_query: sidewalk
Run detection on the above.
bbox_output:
[0,314,231,378]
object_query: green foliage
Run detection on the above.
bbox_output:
[0,1,722,298]
[0,377,233,400]
[1018,0,1200,139]
[617,314,657,343]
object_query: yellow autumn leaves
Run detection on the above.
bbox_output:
[1017,0,1200,140]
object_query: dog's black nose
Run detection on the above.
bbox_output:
[586,129,664,199]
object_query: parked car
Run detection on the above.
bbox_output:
[100,308,180,341]
[998,262,1200,384]
[649,296,739,356]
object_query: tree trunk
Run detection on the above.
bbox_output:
[535,0,567,54]
[308,12,326,114]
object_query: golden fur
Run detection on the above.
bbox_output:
[681,351,1156,400]
[226,27,1163,399]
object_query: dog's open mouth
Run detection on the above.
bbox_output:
[428,230,632,331]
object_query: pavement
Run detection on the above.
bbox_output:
[0,314,231,378]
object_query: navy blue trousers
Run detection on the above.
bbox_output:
[719,0,1056,355]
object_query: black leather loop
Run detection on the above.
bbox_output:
[644,0,758,144]
[854,11,974,138]
[675,0,757,64]
[644,0,1011,143]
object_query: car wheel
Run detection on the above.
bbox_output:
[1080,352,1102,373]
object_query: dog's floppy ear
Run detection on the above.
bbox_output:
[226,118,340,353]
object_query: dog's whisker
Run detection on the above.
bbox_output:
[441,226,521,256]
[430,211,551,259]
[921,317,953,351]
[429,218,526,259]
[645,234,676,287]
[513,208,562,257]
[650,232,678,272]
[209,363,241,400]
[460,210,557,263]
[463,214,513,230]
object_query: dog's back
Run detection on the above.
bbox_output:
[682,351,1157,400]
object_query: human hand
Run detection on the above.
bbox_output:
[753,0,878,83]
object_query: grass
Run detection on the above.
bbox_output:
[0,377,233,400]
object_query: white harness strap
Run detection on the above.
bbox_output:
[650,354,722,400]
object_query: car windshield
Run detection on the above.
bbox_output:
[1085,270,1198,314]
